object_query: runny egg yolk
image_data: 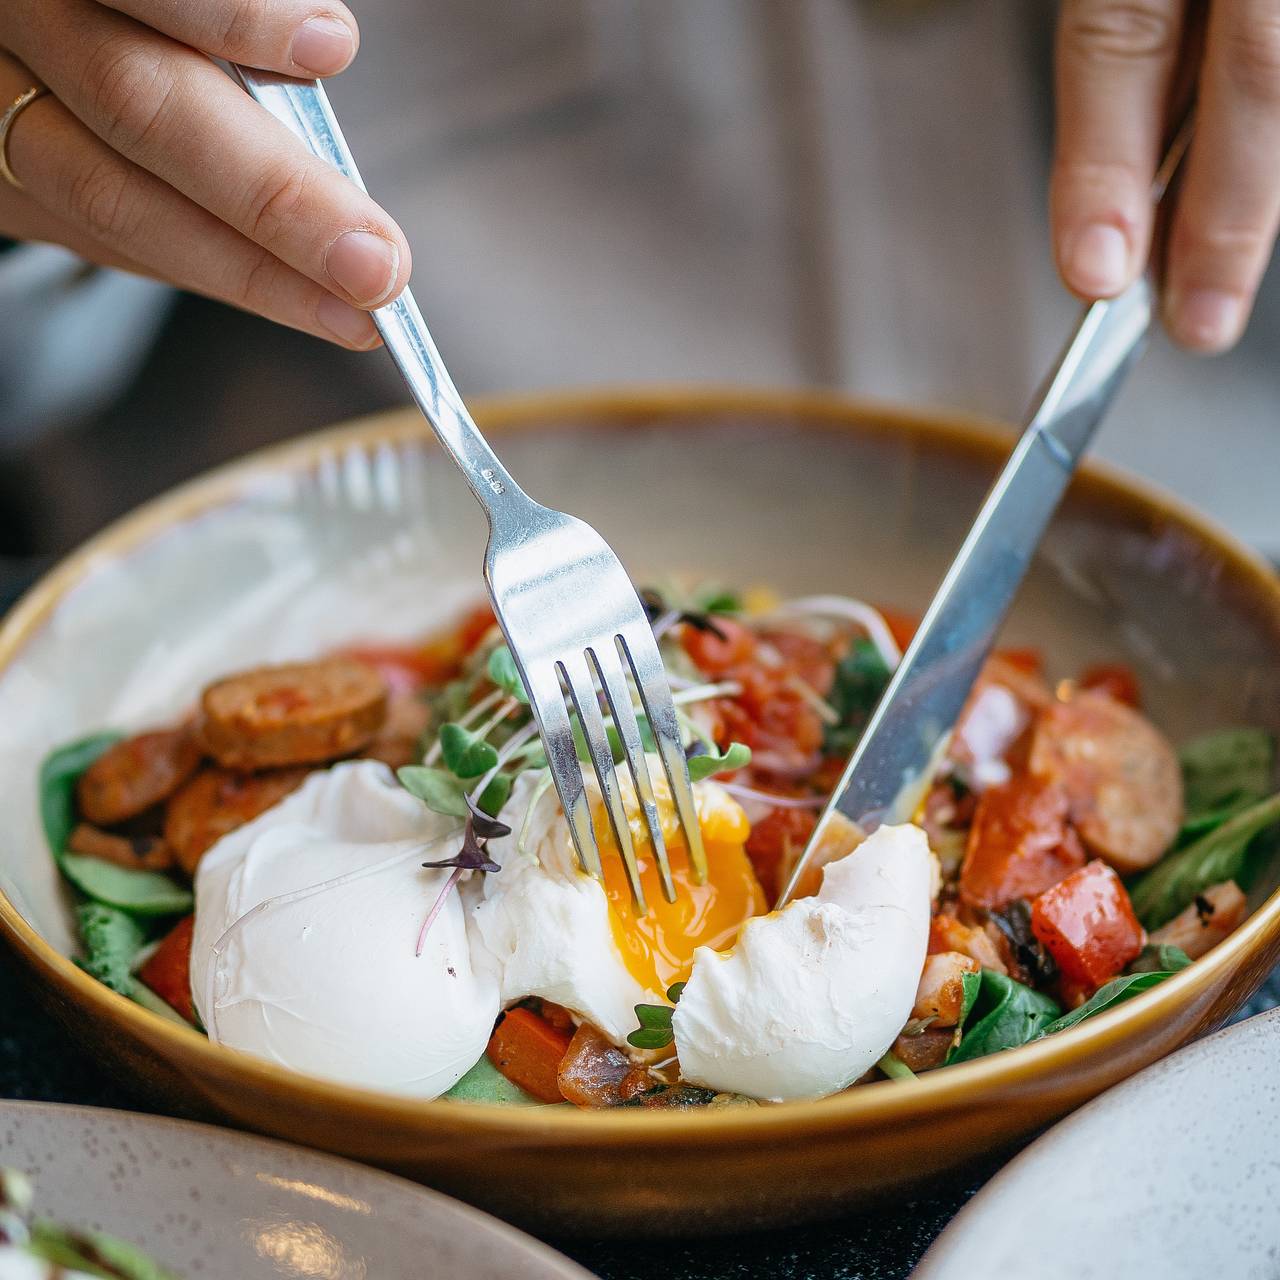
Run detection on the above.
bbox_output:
[598,794,767,994]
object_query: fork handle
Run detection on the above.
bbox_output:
[232,67,535,527]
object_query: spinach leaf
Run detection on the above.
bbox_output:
[41,735,193,919]
[1180,729,1275,821]
[28,1220,178,1279]
[825,640,891,755]
[1129,791,1280,929]
[1034,969,1183,1039]
[1129,943,1192,975]
[487,646,530,705]
[948,970,1060,1064]
[38,733,122,864]
[74,902,147,995]
[60,855,192,917]
[686,742,751,782]
[958,968,982,1027]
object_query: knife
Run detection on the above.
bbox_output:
[778,115,1195,906]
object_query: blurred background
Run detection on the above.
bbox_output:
[2,0,1277,605]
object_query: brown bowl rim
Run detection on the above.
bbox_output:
[2,384,1279,1145]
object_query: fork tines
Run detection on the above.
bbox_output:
[526,627,706,914]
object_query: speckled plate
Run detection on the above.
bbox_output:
[913,1007,1280,1279]
[0,1100,592,1279]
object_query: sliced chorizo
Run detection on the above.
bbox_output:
[198,658,388,769]
[76,728,202,826]
[1029,690,1183,874]
[164,767,309,876]
[66,823,174,872]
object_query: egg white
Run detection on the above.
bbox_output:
[672,823,934,1101]
[191,762,499,1098]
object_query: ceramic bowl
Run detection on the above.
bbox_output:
[2,389,1278,1237]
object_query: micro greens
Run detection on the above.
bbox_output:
[415,811,508,956]
[626,982,686,1050]
[640,588,731,640]
[487,645,530,704]
[439,722,501,778]
[686,741,752,782]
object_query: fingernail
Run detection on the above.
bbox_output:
[290,16,356,75]
[317,294,379,348]
[1167,288,1246,353]
[325,230,399,307]
[1065,222,1130,296]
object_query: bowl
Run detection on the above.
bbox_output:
[2,388,1278,1236]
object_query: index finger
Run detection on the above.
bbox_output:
[96,0,360,78]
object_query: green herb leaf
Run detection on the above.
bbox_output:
[476,771,513,818]
[1129,791,1280,929]
[28,1219,179,1280]
[38,733,122,865]
[439,722,500,778]
[397,765,468,818]
[74,902,147,995]
[1034,969,1183,1040]
[61,855,192,918]
[666,981,686,1003]
[487,646,530,704]
[1129,943,1192,975]
[1180,728,1275,820]
[947,970,1061,1064]
[627,1001,676,1049]
[627,1028,675,1050]
[686,741,752,781]
[826,640,892,755]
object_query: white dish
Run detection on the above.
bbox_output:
[0,1099,591,1279]
[913,1007,1280,1280]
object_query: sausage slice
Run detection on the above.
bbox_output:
[1029,690,1183,874]
[165,767,309,876]
[198,658,388,769]
[67,823,174,872]
[76,728,202,826]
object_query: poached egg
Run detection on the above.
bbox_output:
[191,761,933,1103]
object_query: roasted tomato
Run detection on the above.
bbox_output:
[486,1007,572,1103]
[681,617,757,674]
[1030,860,1145,995]
[138,915,196,1023]
[959,774,1086,911]
[745,804,818,901]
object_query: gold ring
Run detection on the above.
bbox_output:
[0,85,50,191]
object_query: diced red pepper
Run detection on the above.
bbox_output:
[959,774,1086,910]
[138,915,196,1023]
[1078,663,1142,708]
[1031,859,1145,993]
[486,1007,572,1103]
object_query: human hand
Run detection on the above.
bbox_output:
[1052,0,1277,353]
[0,0,411,350]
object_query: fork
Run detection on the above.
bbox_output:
[232,67,704,912]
